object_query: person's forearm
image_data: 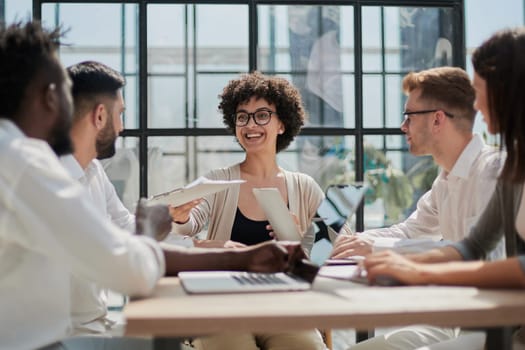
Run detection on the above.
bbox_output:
[193,238,228,248]
[407,246,463,263]
[421,257,525,288]
[161,243,247,276]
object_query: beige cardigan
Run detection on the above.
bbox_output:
[172,163,324,253]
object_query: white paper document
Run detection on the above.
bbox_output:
[148,177,245,207]
[318,265,368,284]
[371,237,449,254]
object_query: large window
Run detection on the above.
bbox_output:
[33,0,464,230]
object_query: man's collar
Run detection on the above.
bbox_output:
[0,119,27,138]
[448,133,485,179]
[59,154,85,181]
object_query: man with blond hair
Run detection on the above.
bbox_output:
[331,66,503,349]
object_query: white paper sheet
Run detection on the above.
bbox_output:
[148,177,245,207]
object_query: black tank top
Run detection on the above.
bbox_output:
[230,207,272,246]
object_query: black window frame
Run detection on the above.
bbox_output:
[33,0,465,232]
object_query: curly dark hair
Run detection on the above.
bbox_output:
[218,71,306,153]
[0,21,63,120]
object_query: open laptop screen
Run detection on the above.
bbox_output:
[314,183,367,241]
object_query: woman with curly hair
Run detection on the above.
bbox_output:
[171,71,324,252]
[170,71,326,350]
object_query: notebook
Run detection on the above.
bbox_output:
[179,183,367,294]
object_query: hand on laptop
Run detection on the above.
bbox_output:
[135,199,172,241]
[243,241,307,273]
[363,250,419,285]
[330,234,373,258]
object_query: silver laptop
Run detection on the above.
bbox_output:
[179,183,367,294]
[179,270,313,294]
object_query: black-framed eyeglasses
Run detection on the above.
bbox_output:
[233,108,276,127]
[402,109,454,119]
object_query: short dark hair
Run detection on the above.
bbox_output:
[0,21,62,119]
[67,61,125,120]
[472,27,525,183]
[218,71,306,153]
[402,67,476,131]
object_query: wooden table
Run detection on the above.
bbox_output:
[124,276,525,349]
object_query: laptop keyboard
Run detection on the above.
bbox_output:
[232,273,289,285]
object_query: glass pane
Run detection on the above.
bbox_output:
[42,4,138,69]
[41,3,139,130]
[123,76,138,129]
[363,6,456,72]
[147,4,186,75]
[258,5,290,70]
[148,137,185,196]
[196,4,249,72]
[385,74,404,128]
[149,76,185,128]
[399,7,455,71]
[362,7,382,72]
[362,75,383,128]
[340,7,355,72]
[123,5,138,74]
[100,137,140,211]
[363,135,437,229]
[196,74,240,128]
[341,74,355,128]
[148,4,187,129]
[5,0,32,21]
[258,5,353,128]
[147,4,248,128]
[291,135,356,191]
[384,7,401,72]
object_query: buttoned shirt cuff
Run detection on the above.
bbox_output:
[449,242,473,261]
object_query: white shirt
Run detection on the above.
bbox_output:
[60,155,135,334]
[0,119,165,350]
[362,134,504,257]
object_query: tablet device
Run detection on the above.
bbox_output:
[252,183,367,243]
[252,187,302,241]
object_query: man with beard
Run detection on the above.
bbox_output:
[59,61,137,336]
[0,21,305,350]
